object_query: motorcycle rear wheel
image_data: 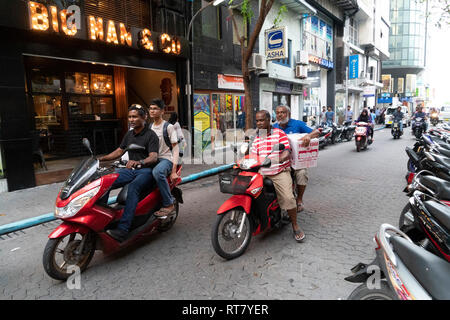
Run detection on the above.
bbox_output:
[347,282,397,300]
[43,232,95,281]
[211,209,252,260]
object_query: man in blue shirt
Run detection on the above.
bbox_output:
[273,105,320,213]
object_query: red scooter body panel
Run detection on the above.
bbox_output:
[48,222,91,239]
[217,195,252,215]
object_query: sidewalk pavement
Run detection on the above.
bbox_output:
[0,150,238,227]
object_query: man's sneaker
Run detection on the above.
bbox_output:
[106,228,128,242]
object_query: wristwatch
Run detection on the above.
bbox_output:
[139,159,145,167]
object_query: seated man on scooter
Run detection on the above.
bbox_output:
[147,98,181,218]
[412,105,428,132]
[393,106,404,133]
[273,105,320,213]
[98,104,159,242]
[251,110,305,242]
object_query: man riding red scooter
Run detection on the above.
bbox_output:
[43,105,183,280]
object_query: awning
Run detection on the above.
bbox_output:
[278,0,317,15]
[334,0,358,11]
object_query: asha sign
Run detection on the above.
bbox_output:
[265,27,287,60]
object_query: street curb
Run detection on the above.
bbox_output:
[0,164,234,236]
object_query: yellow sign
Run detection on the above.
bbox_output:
[194,112,210,132]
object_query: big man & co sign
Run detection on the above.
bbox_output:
[26,1,186,57]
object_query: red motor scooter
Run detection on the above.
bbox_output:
[211,143,290,260]
[43,139,183,280]
[354,121,373,152]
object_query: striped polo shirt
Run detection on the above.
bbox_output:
[250,127,291,176]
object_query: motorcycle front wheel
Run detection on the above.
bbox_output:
[347,282,397,300]
[211,209,252,260]
[43,232,96,281]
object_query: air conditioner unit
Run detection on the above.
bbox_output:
[249,53,266,70]
[295,50,309,65]
[295,65,308,79]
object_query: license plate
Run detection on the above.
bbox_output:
[394,123,398,128]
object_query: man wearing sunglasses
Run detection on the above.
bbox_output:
[98,104,159,242]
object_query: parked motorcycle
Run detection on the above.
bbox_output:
[398,191,450,262]
[211,143,290,260]
[391,119,402,139]
[412,117,426,139]
[342,120,356,142]
[345,223,450,300]
[330,123,344,144]
[317,126,332,149]
[431,112,439,126]
[354,122,372,152]
[43,138,183,280]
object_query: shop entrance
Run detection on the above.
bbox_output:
[25,56,179,186]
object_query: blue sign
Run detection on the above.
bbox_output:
[378,97,392,104]
[349,55,359,79]
[265,27,286,60]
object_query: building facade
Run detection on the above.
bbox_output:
[381,0,428,112]
[335,0,390,122]
[0,0,190,192]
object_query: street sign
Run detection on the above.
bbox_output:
[265,27,287,60]
[348,55,359,79]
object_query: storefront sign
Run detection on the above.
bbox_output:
[218,74,244,91]
[308,55,334,69]
[275,81,292,94]
[348,55,359,79]
[265,27,287,60]
[307,71,321,88]
[363,86,375,97]
[26,1,183,56]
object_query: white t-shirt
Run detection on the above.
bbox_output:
[151,120,178,162]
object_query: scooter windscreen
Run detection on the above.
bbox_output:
[59,157,99,200]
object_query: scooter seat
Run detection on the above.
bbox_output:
[117,183,156,205]
[431,153,450,169]
[423,199,450,231]
[263,178,276,193]
[390,236,450,300]
[420,175,450,202]
[436,146,450,158]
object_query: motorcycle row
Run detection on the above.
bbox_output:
[345,123,450,300]
[316,121,373,152]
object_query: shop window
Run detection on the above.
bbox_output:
[68,96,92,115]
[91,74,114,95]
[200,0,221,39]
[65,72,90,94]
[92,97,114,114]
[32,95,62,129]
[31,70,61,93]
[273,40,291,68]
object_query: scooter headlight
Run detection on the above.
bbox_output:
[240,158,258,170]
[55,186,100,219]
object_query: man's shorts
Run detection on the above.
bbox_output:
[294,168,308,186]
[264,168,296,211]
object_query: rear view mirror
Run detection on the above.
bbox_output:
[82,138,93,156]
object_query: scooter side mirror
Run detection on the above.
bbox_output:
[82,138,93,156]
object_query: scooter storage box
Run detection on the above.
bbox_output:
[219,170,252,195]
[287,133,319,170]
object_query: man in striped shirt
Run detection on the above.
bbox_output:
[250,110,305,242]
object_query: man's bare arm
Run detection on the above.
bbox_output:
[98,147,124,162]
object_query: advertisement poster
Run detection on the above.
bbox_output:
[193,93,211,152]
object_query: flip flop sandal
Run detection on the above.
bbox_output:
[297,202,305,212]
[293,228,306,243]
[154,207,176,218]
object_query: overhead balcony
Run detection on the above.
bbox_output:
[335,0,359,12]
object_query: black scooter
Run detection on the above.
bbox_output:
[391,119,403,139]
[341,120,356,141]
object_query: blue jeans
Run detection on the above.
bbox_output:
[107,168,154,232]
[153,159,175,207]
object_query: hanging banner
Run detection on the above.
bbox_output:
[265,27,287,60]
[348,55,359,79]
